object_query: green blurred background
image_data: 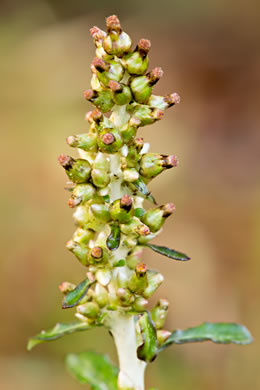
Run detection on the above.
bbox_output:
[1,0,260,389]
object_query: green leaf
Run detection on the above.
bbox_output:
[133,178,157,205]
[106,224,121,251]
[62,277,93,309]
[114,259,126,267]
[137,312,158,362]
[134,208,146,217]
[145,243,190,261]
[27,322,91,351]
[66,351,119,390]
[160,322,253,351]
[102,194,110,203]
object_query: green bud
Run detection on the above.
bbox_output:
[127,103,164,127]
[73,228,95,245]
[110,195,134,223]
[73,205,89,227]
[148,92,180,110]
[58,154,91,184]
[66,133,97,152]
[106,223,121,250]
[157,330,171,346]
[108,80,132,105]
[122,38,151,75]
[123,138,144,168]
[96,269,112,286]
[151,299,169,329]
[58,281,76,294]
[120,217,150,237]
[103,15,132,57]
[140,153,178,179]
[128,262,148,294]
[88,246,109,265]
[92,57,124,87]
[83,89,114,113]
[123,168,139,183]
[93,152,110,171]
[66,240,89,266]
[117,288,134,306]
[90,203,111,223]
[97,128,123,153]
[91,168,110,188]
[120,117,141,144]
[68,183,96,208]
[130,67,163,104]
[94,283,109,307]
[132,296,149,312]
[143,271,164,299]
[77,302,100,319]
[141,203,175,232]
[126,247,143,269]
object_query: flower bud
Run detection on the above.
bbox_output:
[128,262,148,294]
[90,26,106,48]
[66,240,89,266]
[92,57,124,87]
[96,269,112,286]
[120,117,141,144]
[123,168,139,182]
[108,80,132,105]
[128,103,164,127]
[72,228,95,245]
[58,154,91,184]
[91,168,110,188]
[126,247,143,269]
[110,195,134,223]
[132,296,149,312]
[148,92,180,110]
[97,128,123,153]
[151,299,169,330]
[143,271,164,299]
[68,183,96,208]
[59,281,76,294]
[124,139,144,168]
[130,67,163,104]
[141,203,176,232]
[157,330,171,346]
[90,203,111,223]
[140,153,178,179]
[77,302,100,319]
[85,108,103,125]
[66,133,97,152]
[120,217,150,237]
[122,38,151,75]
[88,246,109,265]
[83,89,114,113]
[103,15,132,57]
[94,283,109,307]
[116,288,134,306]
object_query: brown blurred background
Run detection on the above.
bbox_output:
[1,0,260,389]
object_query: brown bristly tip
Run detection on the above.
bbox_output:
[121,194,133,208]
[90,26,106,41]
[167,155,179,168]
[58,154,74,168]
[134,137,144,151]
[164,92,181,106]
[59,281,75,294]
[138,39,151,55]
[108,80,122,91]
[153,109,164,120]
[83,89,94,100]
[106,15,121,32]
[136,225,150,236]
[102,132,115,145]
[158,298,169,309]
[162,202,176,217]
[91,246,103,258]
[148,67,164,84]
[92,57,108,72]
[66,135,76,146]
[85,109,102,123]
[136,262,147,274]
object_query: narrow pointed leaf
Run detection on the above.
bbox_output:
[27,322,91,351]
[137,312,158,362]
[66,351,118,390]
[133,178,157,205]
[62,277,93,309]
[160,322,253,351]
[145,243,190,261]
[106,224,121,250]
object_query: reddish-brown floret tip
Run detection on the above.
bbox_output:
[67,198,81,208]
[90,26,106,41]
[136,225,150,236]
[108,80,121,91]
[162,203,176,217]
[91,247,103,258]
[168,155,179,167]
[151,67,164,80]
[102,132,115,145]
[58,154,74,168]
[138,39,151,54]
[106,15,121,32]
[159,298,169,309]
[86,108,102,123]
[92,57,108,72]
[121,194,133,207]
[136,262,148,274]
[134,137,144,150]
[83,89,94,100]
[164,93,181,106]
[153,109,164,120]
[66,136,75,146]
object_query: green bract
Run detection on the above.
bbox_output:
[28,14,252,390]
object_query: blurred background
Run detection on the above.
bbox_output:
[1,0,260,389]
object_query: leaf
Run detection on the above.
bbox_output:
[27,322,91,351]
[137,312,158,362]
[114,259,126,267]
[107,224,121,250]
[145,243,190,261]
[66,351,119,390]
[132,178,157,205]
[134,208,146,217]
[159,322,253,351]
[62,277,93,309]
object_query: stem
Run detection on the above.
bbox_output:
[106,312,146,390]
